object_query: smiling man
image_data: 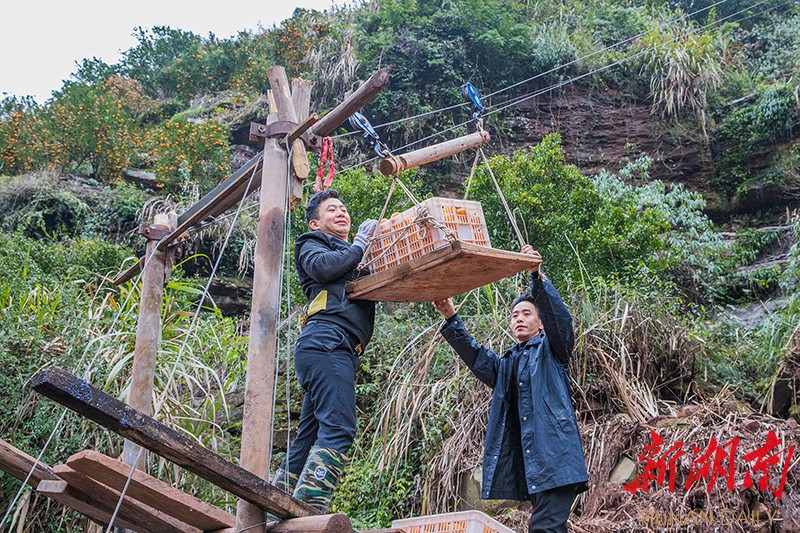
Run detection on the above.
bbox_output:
[432,246,588,533]
[273,189,377,512]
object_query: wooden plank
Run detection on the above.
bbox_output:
[0,438,60,488]
[36,479,140,531]
[54,465,200,533]
[67,450,235,530]
[379,130,491,176]
[346,241,539,302]
[30,367,317,520]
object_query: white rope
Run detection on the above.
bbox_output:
[479,147,525,248]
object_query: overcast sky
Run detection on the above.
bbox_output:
[1,0,348,104]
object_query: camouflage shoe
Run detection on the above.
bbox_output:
[272,467,300,493]
[292,445,347,513]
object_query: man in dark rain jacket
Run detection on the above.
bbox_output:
[433,246,588,533]
[273,189,377,512]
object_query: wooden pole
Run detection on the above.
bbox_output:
[235,65,299,532]
[309,67,391,138]
[123,213,174,471]
[379,130,491,176]
[265,514,351,533]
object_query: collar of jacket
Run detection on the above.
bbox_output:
[502,332,544,358]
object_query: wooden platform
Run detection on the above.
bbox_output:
[346,241,538,302]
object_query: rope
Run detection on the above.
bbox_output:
[314,136,335,192]
[462,149,481,200]
[479,147,525,248]
[104,153,263,532]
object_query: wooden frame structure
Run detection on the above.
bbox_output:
[0,53,533,532]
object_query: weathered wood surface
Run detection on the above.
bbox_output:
[124,214,174,471]
[36,479,140,531]
[30,366,317,520]
[54,465,200,533]
[346,241,538,302]
[67,450,235,530]
[264,514,352,533]
[289,78,313,209]
[0,438,60,487]
[310,67,391,138]
[235,65,296,532]
[379,130,490,176]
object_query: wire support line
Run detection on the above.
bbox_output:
[128,0,780,245]
[332,0,737,140]
[104,153,262,532]
[483,0,775,119]
[482,0,736,100]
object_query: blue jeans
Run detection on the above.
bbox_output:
[282,321,358,474]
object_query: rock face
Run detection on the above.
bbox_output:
[496,82,798,219]
[500,83,719,202]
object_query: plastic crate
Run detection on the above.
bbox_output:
[391,510,514,533]
[364,197,491,273]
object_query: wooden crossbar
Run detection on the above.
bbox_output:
[0,438,60,488]
[30,366,316,520]
[67,450,235,530]
[346,241,539,302]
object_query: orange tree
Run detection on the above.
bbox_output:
[144,118,230,193]
[47,76,153,181]
[0,96,52,174]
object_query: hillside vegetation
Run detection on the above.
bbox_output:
[1,0,799,531]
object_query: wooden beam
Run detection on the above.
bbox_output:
[289,78,314,209]
[236,65,299,533]
[54,465,200,533]
[265,514,352,533]
[309,67,391,138]
[0,438,60,488]
[36,479,140,531]
[123,213,174,471]
[30,366,317,520]
[67,450,235,530]
[379,130,490,176]
[113,152,264,285]
[346,241,539,302]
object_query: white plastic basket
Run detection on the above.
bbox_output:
[391,510,515,533]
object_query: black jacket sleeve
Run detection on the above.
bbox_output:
[531,271,575,365]
[440,314,500,388]
[298,237,364,284]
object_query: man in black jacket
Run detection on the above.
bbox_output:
[273,189,377,512]
[432,247,588,533]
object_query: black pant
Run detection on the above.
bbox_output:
[282,321,358,474]
[528,484,578,533]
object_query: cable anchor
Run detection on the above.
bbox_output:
[349,112,391,158]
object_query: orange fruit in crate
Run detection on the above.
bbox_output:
[391,212,400,218]
[456,208,467,215]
